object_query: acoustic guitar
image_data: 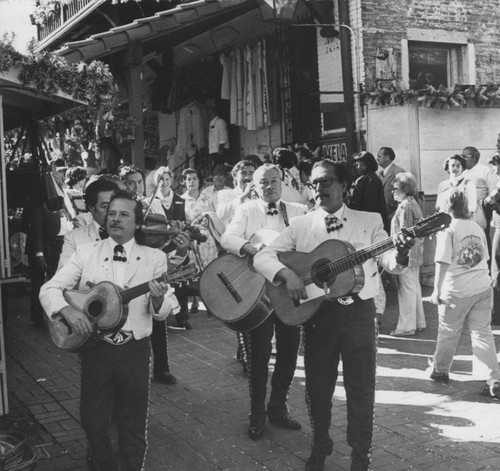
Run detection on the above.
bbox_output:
[49,265,196,352]
[199,228,279,332]
[267,212,452,326]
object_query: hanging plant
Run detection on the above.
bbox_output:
[0,35,137,147]
[363,81,500,109]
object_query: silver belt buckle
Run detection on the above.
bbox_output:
[337,296,354,306]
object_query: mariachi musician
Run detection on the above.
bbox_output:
[253,160,413,471]
[40,190,179,471]
[220,163,307,440]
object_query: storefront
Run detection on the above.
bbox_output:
[55,0,358,171]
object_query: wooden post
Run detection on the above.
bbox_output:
[126,42,145,169]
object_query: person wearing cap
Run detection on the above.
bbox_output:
[197,164,231,214]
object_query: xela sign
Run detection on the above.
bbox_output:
[321,142,348,162]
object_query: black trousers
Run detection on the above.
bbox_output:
[150,319,171,375]
[80,338,151,471]
[247,312,300,419]
[303,299,376,469]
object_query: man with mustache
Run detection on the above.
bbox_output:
[221,164,307,440]
[40,190,179,470]
[254,160,413,471]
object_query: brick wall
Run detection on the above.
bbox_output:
[361,0,500,86]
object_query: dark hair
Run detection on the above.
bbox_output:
[181,168,203,188]
[65,166,87,188]
[108,189,143,225]
[231,159,256,178]
[444,188,470,219]
[488,152,500,166]
[296,146,313,161]
[120,165,145,182]
[443,154,466,173]
[243,154,263,169]
[353,151,379,173]
[52,158,66,168]
[274,148,297,169]
[462,146,480,162]
[84,178,120,208]
[312,159,351,184]
[297,159,313,177]
[379,147,395,161]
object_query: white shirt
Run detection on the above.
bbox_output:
[208,116,229,154]
[110,238,136,332]
[382,161,395,177]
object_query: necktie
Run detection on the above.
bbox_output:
[99,227,109,240]
[325,215,343,233]
[266,202,278,216]
[113,245,127,262]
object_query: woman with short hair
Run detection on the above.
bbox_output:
[428,189,500,399]
[389,172,426,336]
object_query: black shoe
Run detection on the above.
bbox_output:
[189,305,199,313]
[305,455,326,471]
[268,412,302,430]
[305,438,333,471]
[247,417,265,440]
[430,369,449,383]
[154,371,178,385]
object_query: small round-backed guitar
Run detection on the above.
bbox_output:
[49,266,196,352]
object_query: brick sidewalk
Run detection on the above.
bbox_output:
[1,284,500,470]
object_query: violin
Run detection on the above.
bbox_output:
[137,213,207,249]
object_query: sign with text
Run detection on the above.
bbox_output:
[321,141,348,162]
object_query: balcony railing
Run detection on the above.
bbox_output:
[36,0,101,43]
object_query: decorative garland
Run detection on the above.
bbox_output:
[363,82,500,109]
[1,34,137,144]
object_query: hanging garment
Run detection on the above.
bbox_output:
[176,102,208,159]
[245,45,256,130]
[253,41,264,129]
[220,52,231,100]
[230,49,238,125]
[261,39,270,126]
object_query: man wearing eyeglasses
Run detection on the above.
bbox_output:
[254,160,413,471]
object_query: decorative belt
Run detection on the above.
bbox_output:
[102,331,134,345]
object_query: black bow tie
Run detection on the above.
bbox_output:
[113,245,127,262]
[325,215,343,233]
[99,227,109,240]
[266,202,278,216]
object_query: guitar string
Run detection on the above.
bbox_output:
[296,238,395,284]
[295,219,442,284]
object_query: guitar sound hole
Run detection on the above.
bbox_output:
[87,300,104,318]
[311,258,334,286]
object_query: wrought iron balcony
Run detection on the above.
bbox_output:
[35,0,106,47]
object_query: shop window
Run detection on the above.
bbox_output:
[408,42,465,88]
[402,30,475,88]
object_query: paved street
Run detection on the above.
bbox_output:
[2,283,500,470]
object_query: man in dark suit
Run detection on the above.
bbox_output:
[376,147,405,222]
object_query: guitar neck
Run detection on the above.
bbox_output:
[120,275,163,304]
[332,237,396,275]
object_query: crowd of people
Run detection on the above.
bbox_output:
[9,140,500,471]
